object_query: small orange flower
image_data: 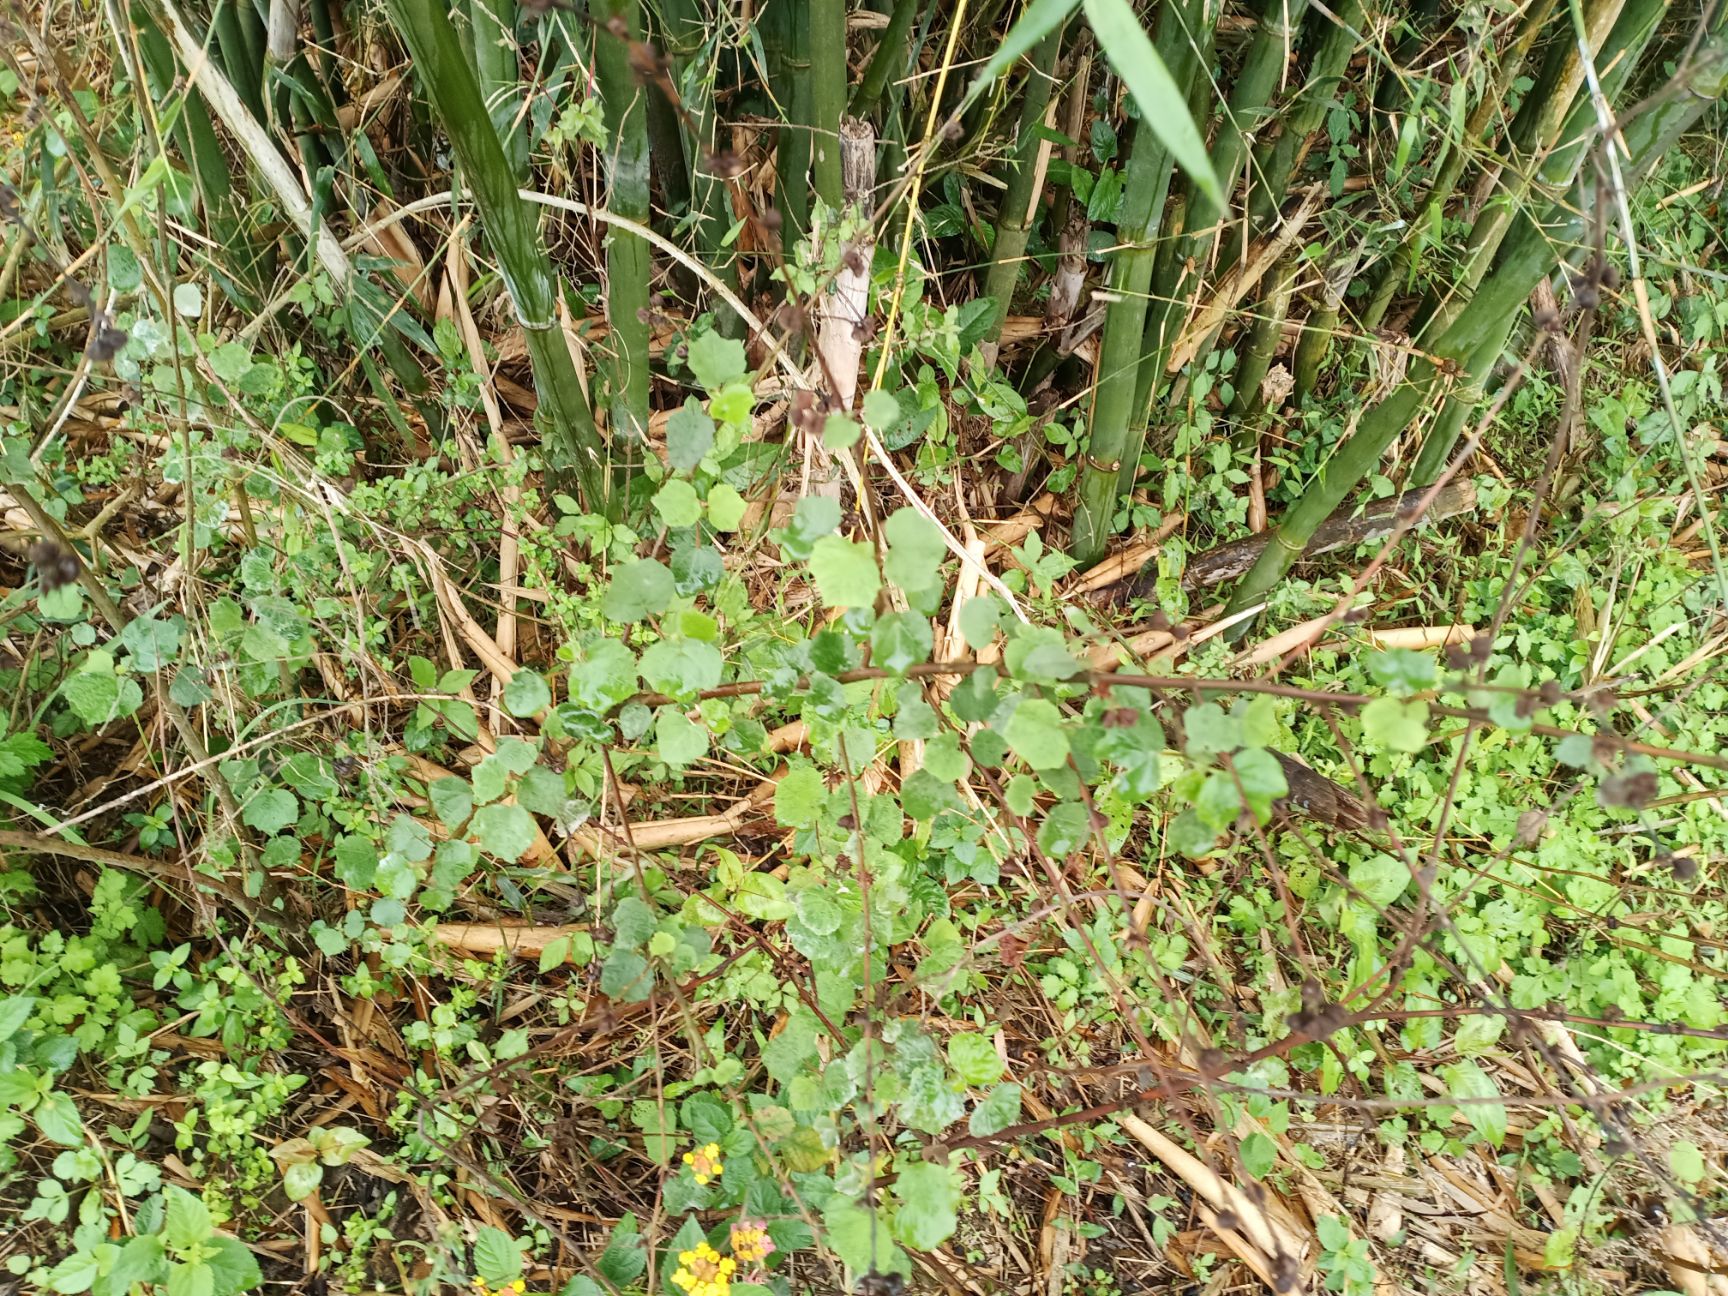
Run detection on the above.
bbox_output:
[681,1142,724,1186]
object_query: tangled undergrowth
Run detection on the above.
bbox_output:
[3,1,1728,1295]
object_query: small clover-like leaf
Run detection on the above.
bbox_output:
[947,1033,1004,1085]
[639,638,723,696]
[863,387,902,431]
[686,330,748,390]
[471,1227,524,1286]
[1004,625,1082,683]
[1239,1132,1277,1179]
[427,777,473,829]
[892,1160,960,1251]
[775,765,826,828]
[654,710,709,768]
[1184,702,1239,755]
[1035,801,1091,856]
[1440,1058,1506,1147]
[706,483,747,532]
[959,595,1004,650]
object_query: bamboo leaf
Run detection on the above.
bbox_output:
[961,0,1080,108]
[1083,0,1222,209]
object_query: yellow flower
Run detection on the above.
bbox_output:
[669,1240,732,1296]
[729,1219,777,1265]
[681,1143,724,1186]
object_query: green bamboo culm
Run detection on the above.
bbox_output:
[1288,246,1357,407]
[1410,0,1641,346]
[1405,325,1507,485]
[977,22,1064,352]
[1126,0,1302,476]
[851,0,918,116]
[1222,28,1728,632]
[1133,0,1347,438]
[1070,0,1210,565]
[1245,0,1366,235]
[1228,252,1299,450]
[641,6,691,218]
[873,1,936,247]
[592,0,653,460]
[1355,0,1560,341]
[1201,0,1313,254]
[210,0,266,121]
[809,0,847,212]
[384,0,605,505]
[305,0,348,108]
[1406,0,1667,481]
[769,0,814,247]
[663,0,744,336]
[1371,0,1442,119]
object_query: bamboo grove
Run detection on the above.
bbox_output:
[56,0,1728,614]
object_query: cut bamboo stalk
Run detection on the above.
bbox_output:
[429,924,587,958]
[816,119,879,414]
[806,118,878,500]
